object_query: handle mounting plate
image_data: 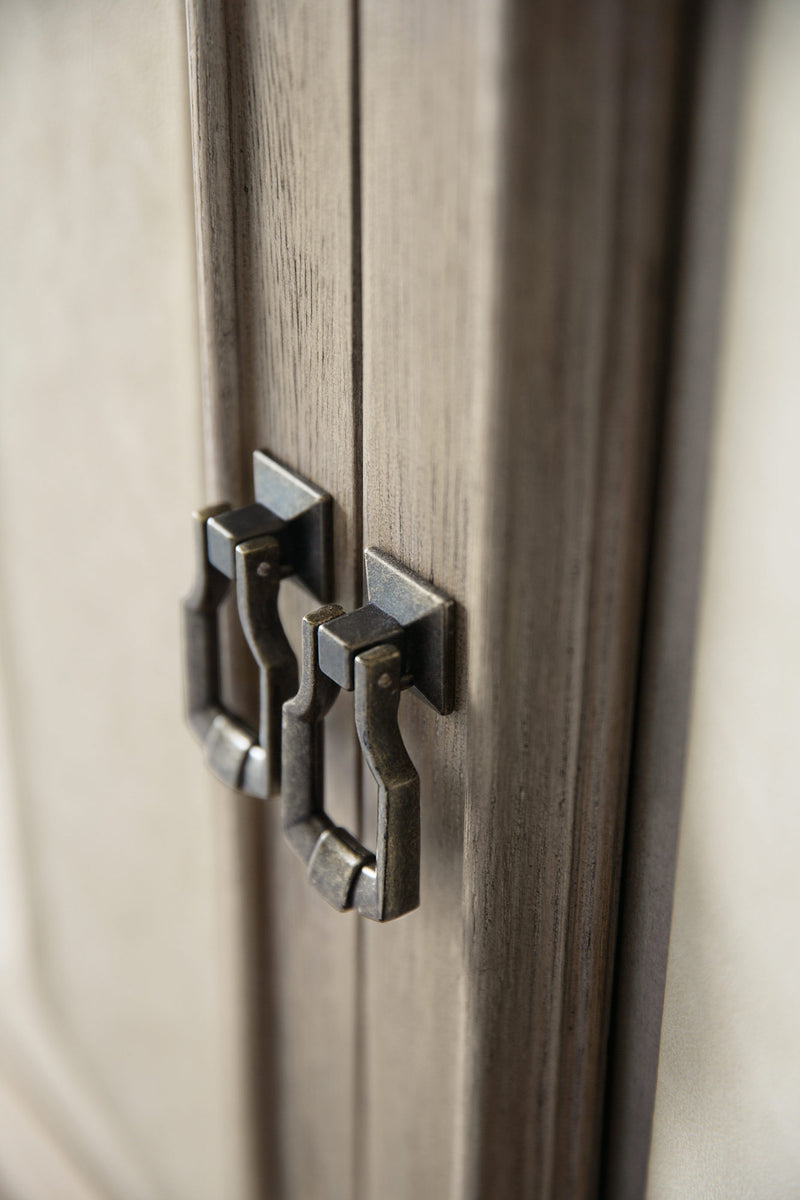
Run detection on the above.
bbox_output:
[317,549,455,714]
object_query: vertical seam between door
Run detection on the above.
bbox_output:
[350,2,366,1198]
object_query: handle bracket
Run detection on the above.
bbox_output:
[282,550,455,921]
[182,451,332,799]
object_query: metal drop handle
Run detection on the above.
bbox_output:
[282,608,421,922]
[281,548,454,922]
[182,451,332,798]
[183,457,455,920]
[183,507,297,798]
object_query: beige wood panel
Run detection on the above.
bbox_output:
[0,2,232,1197]
[186,3,362,1197]
[603,2,750,1194]
[0,1064,103,1200]
[360,2,690,1196]
[649,2,800,1194]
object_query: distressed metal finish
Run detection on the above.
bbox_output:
[252,450,333,601]
[235,536,297,796]
[183,502,232,742]
[317,549,456,712]
[364,547,455,714]
[282,606,346,863]
[282,551,453,921]
[183,452,332,798]
[318,603,404,690]
[206,503,283,578]
[351,644,421,920]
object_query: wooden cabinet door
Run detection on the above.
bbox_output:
[0,2,746,1198]
[186,3,731,1199]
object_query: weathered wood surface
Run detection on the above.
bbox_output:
[186,3,361,1198]
[360,2,694,1196]
[187,0,724,1196]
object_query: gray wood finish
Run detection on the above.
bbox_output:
[186,3,361,1197]
[602,4,751,1195]
[187,1,726,1196]
[360,2,696,1196]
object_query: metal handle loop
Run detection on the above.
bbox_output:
[182,506,298,798]
[282,608,421,922]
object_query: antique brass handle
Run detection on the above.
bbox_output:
[282,608,420,921]
[281,549,454,922]
[182,451,332,798]
[184,463,454,919]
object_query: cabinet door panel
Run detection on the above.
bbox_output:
[186,2,362,1196]
[0,2,734,1197]
[360,3,690,1196]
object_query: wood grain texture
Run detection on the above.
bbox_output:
[358,6,493,1194]
[360,2,694,1196]
[186,3,361,1197]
